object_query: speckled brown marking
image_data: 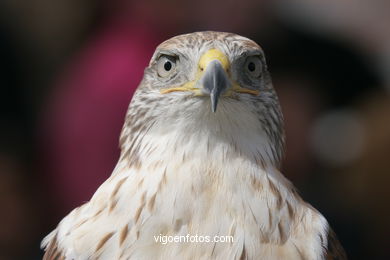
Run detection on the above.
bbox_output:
[111,177,128,199]
[109,199,118,212]
[268,178,279,197]
[240,246,247,260]
[278,221,287,244]
[74,218,89,229]
[148,193,157,211]
[136,230,140,239]
[137,178,144,188]
[251,175,262,191]
[141,191,146,204]
[92,207,104,218]
[174,219,183,232]
[260,233,270,244]
[119,225,128,246]
[145,146,158,158]
[51,251,60,260]
[162,168,167,184]
[133,156,142,169]
[134,204,144,223]
[157,169,167,192]
[128,154,142,169]
[129,122,142,134]
[95,232,115,252]
[120,114,157,168]
[42,234,66,260]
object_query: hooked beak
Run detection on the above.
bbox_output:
[196,48,231,112]
[200,59,230,112]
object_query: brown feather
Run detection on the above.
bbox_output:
[42,234,66,260]
[325,228,348,260]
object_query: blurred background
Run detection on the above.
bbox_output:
[0,0,389,259]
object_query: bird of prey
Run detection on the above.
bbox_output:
[42,31,346,259]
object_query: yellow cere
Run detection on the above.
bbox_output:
[198,49,230,71]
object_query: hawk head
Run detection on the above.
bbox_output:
[120,31,285,168]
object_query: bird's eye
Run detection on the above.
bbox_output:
[244,56,262,78]
[157,55,177,77]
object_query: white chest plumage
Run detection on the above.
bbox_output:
[43,113,328,260]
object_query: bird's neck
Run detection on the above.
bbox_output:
[120,106,281,171]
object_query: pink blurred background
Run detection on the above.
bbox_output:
[0,0,389,259]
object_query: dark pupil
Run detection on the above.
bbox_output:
[164,61,172,71]
[248,62,256,72]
